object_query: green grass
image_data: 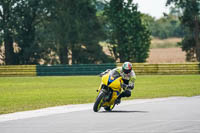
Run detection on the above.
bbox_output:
[0,75,200,114]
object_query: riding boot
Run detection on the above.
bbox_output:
[115,92,125,104]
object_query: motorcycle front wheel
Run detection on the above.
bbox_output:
[93,91,105,112]
[104,104,115,111]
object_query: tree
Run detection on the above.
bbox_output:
[167,0,200,61]
[13,0,54,64]
[155,15,183,39]
[104,0,151,62]
[0,0,53,65]
[141,13,183,39]
[49,0,113,64]
[0,0,17,65]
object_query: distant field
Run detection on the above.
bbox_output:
[148,38,186,63]
[151,37,181,49]
[147,48,186,64]
[0,75,200,114]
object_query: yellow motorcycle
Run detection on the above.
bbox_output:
[93,70,124,112]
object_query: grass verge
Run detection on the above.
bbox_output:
[0,75,200,114]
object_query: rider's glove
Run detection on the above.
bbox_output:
[128,84,134,90]
[122,83,134,90]
[99,69,111,77]
[99,72,104,77]
[121,83,128,89]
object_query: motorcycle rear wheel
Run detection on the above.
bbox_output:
[93,91,105,112]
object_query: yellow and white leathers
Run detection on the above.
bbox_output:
[111,67,136,87]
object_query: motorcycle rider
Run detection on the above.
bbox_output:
[100,62,136,104]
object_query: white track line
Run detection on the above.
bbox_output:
[0,97,187,123]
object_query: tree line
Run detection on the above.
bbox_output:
[0,0,151,65]
[0,0,200,65]
[142,10,184,39]
[0,0,114,65]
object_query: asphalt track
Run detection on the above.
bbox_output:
[0,96,200,133]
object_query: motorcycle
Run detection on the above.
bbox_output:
[93,70,124,112]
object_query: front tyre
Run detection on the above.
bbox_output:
[93,92,105,112]
[104,104,115,111]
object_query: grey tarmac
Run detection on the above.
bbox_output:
[0,96,200,133]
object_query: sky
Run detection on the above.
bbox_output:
[133,0,170,19]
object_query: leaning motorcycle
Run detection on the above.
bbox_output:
[93,71,124,112]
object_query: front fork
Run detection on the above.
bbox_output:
[96,84,112,102]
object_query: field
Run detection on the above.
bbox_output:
[0,75,200,114]
[147,48,186,63]
[150,38,181,49]
[148,38,186,63]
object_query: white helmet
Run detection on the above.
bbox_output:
[122,62,132,74]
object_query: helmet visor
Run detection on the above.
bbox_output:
[123,68,131,74]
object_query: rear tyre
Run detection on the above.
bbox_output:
[93,92,105,112]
